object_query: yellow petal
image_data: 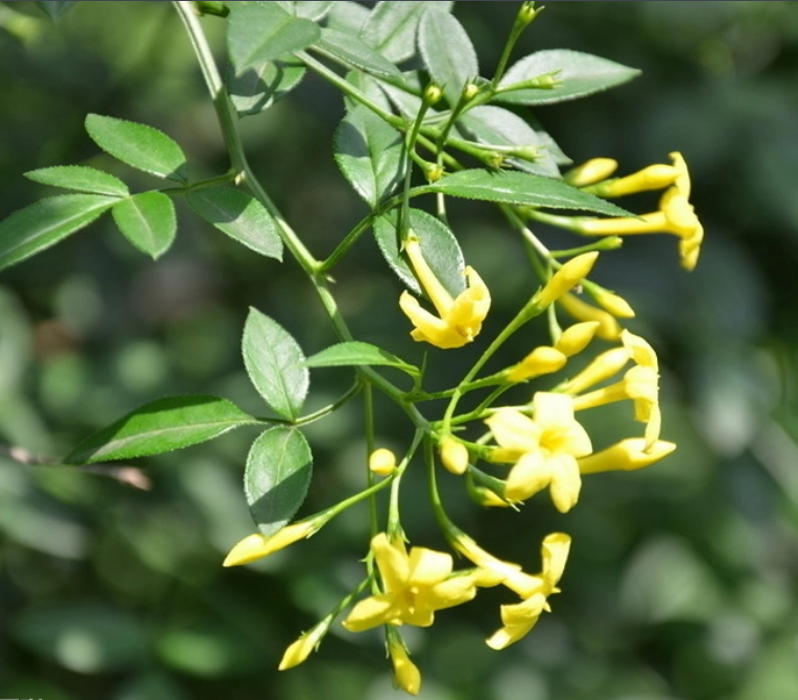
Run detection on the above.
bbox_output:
[342,593,400,632]
[223,521,316,567]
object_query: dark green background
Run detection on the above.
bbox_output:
[1,2,796,699]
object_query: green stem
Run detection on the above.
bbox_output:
[364,382,378,537]
[295,380,363,426]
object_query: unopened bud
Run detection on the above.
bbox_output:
[369,448,397,476]
[563,158,618,188]
[424,84,443,106]
[463,82,480,101]
[440,436,469,475]
[592,287,635,318]
[536,252,599,307]
[555,321,600,357]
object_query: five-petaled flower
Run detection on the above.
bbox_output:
[486,533,571,649]
[399,234,491,349]
[342,533,480,632]
[486,392,593,512]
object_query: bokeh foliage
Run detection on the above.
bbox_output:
[1,2,797,699]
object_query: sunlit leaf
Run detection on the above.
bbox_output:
[85,114,188,183]
[0,194,117,272]
[25,165,129,197]
[334,105,404,206]
[242,308,309,421]
[306,341,419,376]
[361,1,452,63]
[418,8,478,104]
[64,395,260,464]
[228,3,320,68]
[422,169,632,216]
[186,186,283,260]
[497,49,641,106]
[314,27,401,78]
[112,191,176,259]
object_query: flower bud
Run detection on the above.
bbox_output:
[592,287,635,318]
[223,519,319,567]
[369,448,397,476]
[440,436,469,475]
[278,621,328,670]
[563,158,618,187]
[555,321,600,357]
[536,252,599,307]
[506,345,567,383]
[423,84,443,106]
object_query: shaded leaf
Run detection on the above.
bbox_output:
[374,208,466,298]
[85,114,188,183]
[418,8,478,104]
[0,194,117,272]
[314,27,401,78]
[423,170,633,217]
[227,57,306,116]
[25,165,129,197]
[334,105,404,206]
[306,341,419,376]
[64,395,259,465]
[112,191,176,259]
[186,186,283,260]
[497,49,641,106]
[245,426,312,536]
[242,308,309,421]
[361,1,452,63]
[326,0,369,34]
[228,3,320,69]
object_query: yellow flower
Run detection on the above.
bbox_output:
[399,235,491,349]
[578,438,676,474]
[223,519,319,567]
[506,345,567,383]
[342,533,478,631]
[387,633,422,695]
[563,158,618,187]
[554,321,600,357]
[485,393,592,512]
[486,533,571,650]
[278,620,328,670]
[571,330,661,447]
[535,252,599,307]
[558,292,623,341]
[576,153,703,270]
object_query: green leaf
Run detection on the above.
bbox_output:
[361,1,452,63]
[418,8,478,104]
[112,191,176,260]
[423,170,633,217]
[306,341,419,376]
[227,3,320,69]
[274,1,335,20]
[314,27,401,79]
[459,106,560,177]
[85,114,188,183]
[373,208,466,298]
[326,1,370,34]
[25,165,129,197]
[35,1,78,21]
[0,194,117,272]
[242,308,309,421]
[245,426,312,536]
[227,57,306,116]
[497,50,641,106]
[334,105,404,207]
[64,395,259,465]
[186,186,283,260]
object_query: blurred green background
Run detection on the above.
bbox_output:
[1,2,797,699]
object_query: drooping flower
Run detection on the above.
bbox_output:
[223,518,321,567]
[571,330,661,448]
[342,533,479,632]
[578,438,676,474]
[399,235,491,349]
[576,152,703,270]
[486,533,571,650]
[485,392,592,512]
